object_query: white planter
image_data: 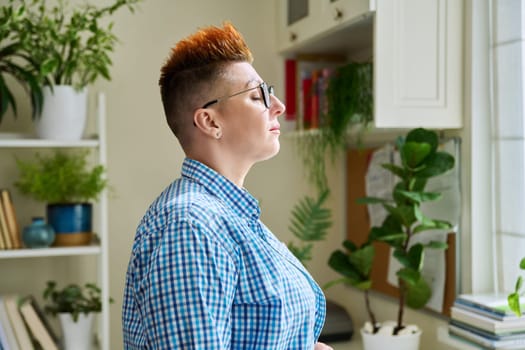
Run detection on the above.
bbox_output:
[35,85,88,140]
[58,313,94,350]
[361,327,421,350]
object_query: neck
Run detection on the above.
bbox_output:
[187,151,251,188]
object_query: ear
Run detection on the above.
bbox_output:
[193,108,222,139]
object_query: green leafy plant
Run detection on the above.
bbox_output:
[508,257,525,316]
[14,150,107,203]
[326,128,455,334]
[295,62,373,192]
[289,62,373,262]
[12,0,141,89]
[0,4,48,122]
[287,189,332,265]
[43,280,112,322]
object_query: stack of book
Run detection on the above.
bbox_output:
[0,294,59,350]
[448,293,525,349]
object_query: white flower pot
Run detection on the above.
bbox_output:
[58,313,94,350]
[35,85,88,140]
[361,327,422,350]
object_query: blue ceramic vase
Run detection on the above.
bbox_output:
[22,217,55,248]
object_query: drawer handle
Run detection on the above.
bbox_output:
[289,32,297,42]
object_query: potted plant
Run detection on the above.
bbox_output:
[43,280,111,350]
[14,149,107,246]
[5,0,141,139]
[326,128,455,350]
[0,3,48,123]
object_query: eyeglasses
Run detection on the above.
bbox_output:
[202,82,275,109]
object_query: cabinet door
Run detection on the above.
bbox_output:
[374,0,463,128]
[319,0,372,33]
[277,0,319,52]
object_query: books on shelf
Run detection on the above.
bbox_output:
[449,293,525,349]
[3,295,33,350]
[449,322,525,349]
[0,189,22,251]
[0,190,21,250]
[0,295,20,350]
[284,54,345,132]
[19,297,58,350]
[455,293,525,320]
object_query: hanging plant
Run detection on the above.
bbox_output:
[295,61,374,194]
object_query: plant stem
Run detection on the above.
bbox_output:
[364,289,378,332]
[396,279,405,335]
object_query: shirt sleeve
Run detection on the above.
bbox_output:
[138,218,239,349]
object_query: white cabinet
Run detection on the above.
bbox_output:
[277,0,316,51]
[277,0,373,53]
[0,93,110,350]
[278,0,464,129]
[374,0,463,128]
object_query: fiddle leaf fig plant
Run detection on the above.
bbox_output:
[327,128,455,335]
[508,257,525,317]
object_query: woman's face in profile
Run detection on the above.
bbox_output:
[212,62,285,163]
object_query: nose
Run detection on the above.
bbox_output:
[270,94,286,118]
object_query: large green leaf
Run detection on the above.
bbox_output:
[396,189,442,204]
[397,267,421,286]
[328,250,362,281]
[348,244,375,277]
[508,292,522,317]
[401,141,432,170]
[356,196,388,205]
[406,277,432,309]
[394,244,424,271]
[383,203,417,227]
[416,152,455,178]
[406,128,439,154]
[382,163,405,178]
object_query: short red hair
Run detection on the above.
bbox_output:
[159,22,253,148]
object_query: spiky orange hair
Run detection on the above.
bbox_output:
[160,21,253,82]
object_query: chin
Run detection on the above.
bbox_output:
[258,144,280,162]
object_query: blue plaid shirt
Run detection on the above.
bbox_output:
[122,158,326,349]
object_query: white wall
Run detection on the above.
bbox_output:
[0,1,475,349]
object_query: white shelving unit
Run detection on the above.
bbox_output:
[0,93,110,350]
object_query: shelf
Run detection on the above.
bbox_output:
[0,245,101,259]
[0,133,99,148]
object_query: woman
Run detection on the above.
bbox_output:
[122,22,331,350]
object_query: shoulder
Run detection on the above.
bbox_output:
[133,178,242,262]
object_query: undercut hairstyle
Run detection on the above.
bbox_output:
[159,22,253,149]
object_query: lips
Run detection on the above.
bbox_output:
[270,124,280,132]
